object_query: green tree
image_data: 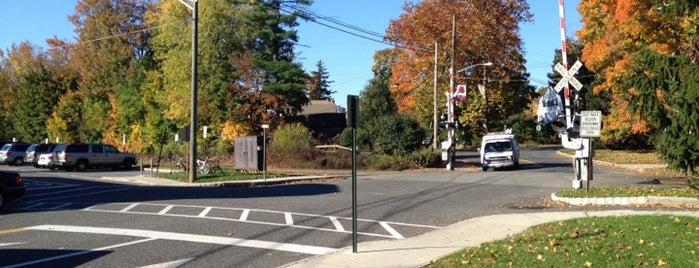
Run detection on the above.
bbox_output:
[242,0,311,118]
[69,0,154,144]
[360,49,399,124]
[307,60,334,100]
[624,48,699,188]
[372,114,425,155]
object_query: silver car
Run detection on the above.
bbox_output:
[51,143,137,171]
[0,143,31,166]
[25,143,58,167]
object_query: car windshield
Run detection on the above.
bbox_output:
[1,145,10,151]
[485,141,512,152]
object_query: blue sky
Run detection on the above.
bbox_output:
[0,0,581,108]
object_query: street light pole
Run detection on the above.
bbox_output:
[178,0,199,183]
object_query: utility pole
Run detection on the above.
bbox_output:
[179,0,198,183]
[433,42,439,150]
[447,15,456,170]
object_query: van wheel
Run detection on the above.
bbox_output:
[123,158,134,170]
[13,158,24,166]
[482,166,488,172]
[76,160,89,172]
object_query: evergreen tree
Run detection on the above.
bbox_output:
[242,0,311,117]
[307,60,334,100]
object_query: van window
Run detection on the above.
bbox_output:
[12,144,30,151]
[92,145,104,153]
[67,144,89,153]
[104,145,118,153]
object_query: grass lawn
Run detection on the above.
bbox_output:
[427,215,699,267]
[153,167,290,183]
[427,149,699,267]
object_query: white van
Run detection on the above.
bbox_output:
[479,132,520,171]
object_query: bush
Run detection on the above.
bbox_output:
[406,148,442,168]
[363,154,411,170]
[338,127,370,151]
[372,114,425,155]
[271,123,314,156]
[267,124,316,167]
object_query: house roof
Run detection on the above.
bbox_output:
[299,100,339,115]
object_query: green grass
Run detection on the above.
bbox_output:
[154,168,289,183]
[560,149,665,164]
[427,215,699,267]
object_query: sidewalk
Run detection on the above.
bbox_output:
[281,210,699,268]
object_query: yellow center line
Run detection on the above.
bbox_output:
[0,227,27,235]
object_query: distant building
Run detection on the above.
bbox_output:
[288,100,347,143]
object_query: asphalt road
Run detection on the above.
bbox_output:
[0,147,657,267]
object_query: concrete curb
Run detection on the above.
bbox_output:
[551,192,699,206]
[99,174,343,187]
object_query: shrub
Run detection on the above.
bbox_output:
[338,127,370,151]
[271,123,314,156]
[406,148,442,168]
[372,114,425,155]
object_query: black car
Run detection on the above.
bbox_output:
[0,171,25,209]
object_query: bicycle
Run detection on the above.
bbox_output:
[208,158,224,174]
[196,157,211,174]
[170,156,187,174]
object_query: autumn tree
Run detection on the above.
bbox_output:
[576,0,696,147]
[307,60,334,100]
[617,1,699,188]
[67,0,154,148]
[0,42,75,142]
[385,0,534,142]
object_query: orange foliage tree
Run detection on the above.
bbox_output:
[385,0,533,138]
[577,0,690,146]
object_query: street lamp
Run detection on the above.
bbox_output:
[261,124,269,180]
[444,61,493,170]
[456,62,493,74]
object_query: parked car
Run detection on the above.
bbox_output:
[0,171,25,209]
[479,131,520,171]
[51,143,137,171]
[25,143,58,167]
[0,142,31,166]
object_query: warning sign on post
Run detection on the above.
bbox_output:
[580,111,602,137]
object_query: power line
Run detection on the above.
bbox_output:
[280,3,429,52]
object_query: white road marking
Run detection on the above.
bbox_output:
[158,205,174,215]
[329,217,345,232]
[239,209,250,221]
[3,237,156,268]
[28,186,103,197]
[379,221,404,239]
[18,203,45,210]
[28,225,338,255]
[120,203,139,212]
[198,207,212,217]
[137,258,194,268]
[0,242,26,247]
[49,202,73,210]
[31,187,133,202]
[285,213,294,225]
[83,202,441,239]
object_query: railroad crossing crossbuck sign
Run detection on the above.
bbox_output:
[554,60,583,92]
